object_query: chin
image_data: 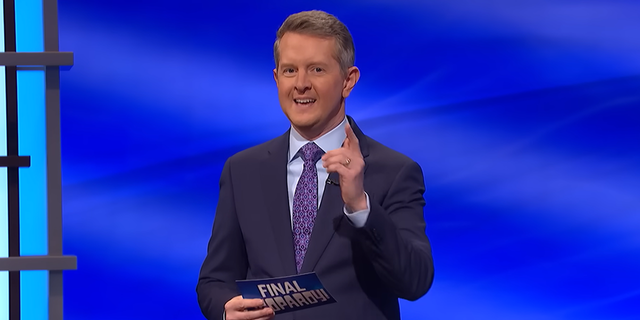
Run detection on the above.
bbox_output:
[286,112,319,128]
[290,118,319,130]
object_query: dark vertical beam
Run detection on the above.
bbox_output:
[43,0,65,319]
[3,0,20,319]
[43,0,62,256]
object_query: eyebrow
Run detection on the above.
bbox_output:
[278,62,329,69]
[278,63,295,69]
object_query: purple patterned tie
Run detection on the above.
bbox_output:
[292,142,324,272]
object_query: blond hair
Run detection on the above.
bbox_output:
[274,10,355,73]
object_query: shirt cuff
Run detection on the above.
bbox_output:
[343,192,370,228]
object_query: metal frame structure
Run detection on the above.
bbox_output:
[0,0,76,319]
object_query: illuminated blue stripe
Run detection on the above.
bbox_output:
[15,0,43,52]
[20,271,48,320]
[17,70,48,320]
[0,70,8,320]
[0,0,9,319]
[16,72,47,257]
[16,0,48,319]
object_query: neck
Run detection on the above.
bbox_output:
[294,112,345,141]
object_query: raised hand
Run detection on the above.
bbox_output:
[321,123,367,212]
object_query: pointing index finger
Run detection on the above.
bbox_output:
[345,122,359,150]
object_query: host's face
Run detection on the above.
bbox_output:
[274,32,359,141]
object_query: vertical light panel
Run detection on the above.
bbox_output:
[0,0,9,318]
[15,0,48,319]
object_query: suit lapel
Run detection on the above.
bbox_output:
[300,116,371,273]
[261,131,298,276]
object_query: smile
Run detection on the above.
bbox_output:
[294,99,316,105]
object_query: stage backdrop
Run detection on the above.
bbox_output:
[58,0,640,319]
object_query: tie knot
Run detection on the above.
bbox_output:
[299,142,323,164]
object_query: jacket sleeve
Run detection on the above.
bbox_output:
[196,159,248,319]
[352,160,435,301]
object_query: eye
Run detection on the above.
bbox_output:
[312,67,324,73]
[282,68,295,75]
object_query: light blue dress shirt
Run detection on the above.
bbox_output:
[287,117,370,227]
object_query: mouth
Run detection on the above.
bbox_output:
[294,98,317,106]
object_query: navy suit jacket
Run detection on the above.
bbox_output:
[197,117,434,320]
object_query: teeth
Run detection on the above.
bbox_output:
[295,99,316,104]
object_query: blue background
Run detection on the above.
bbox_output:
[58,0,640,319]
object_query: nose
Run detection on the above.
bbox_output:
[294,70,311,92]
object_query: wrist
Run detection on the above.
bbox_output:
[346,193,367,212]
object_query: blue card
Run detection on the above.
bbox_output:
[236,272,336,314]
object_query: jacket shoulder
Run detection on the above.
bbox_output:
[226,134,286,167]
[365,136,419,169]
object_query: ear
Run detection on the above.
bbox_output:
[342,66,360,98]
[273,68,278,85]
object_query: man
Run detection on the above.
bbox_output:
[197,10,434,320]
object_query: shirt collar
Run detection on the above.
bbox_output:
[288,117,347,162]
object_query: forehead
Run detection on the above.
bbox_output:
[278,32,338,64]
